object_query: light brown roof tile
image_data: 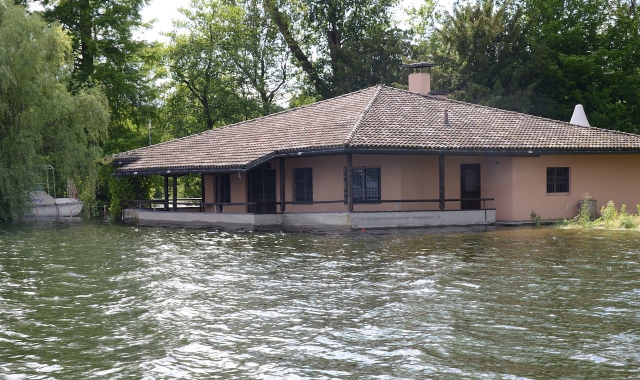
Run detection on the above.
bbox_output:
[111,85,640,174]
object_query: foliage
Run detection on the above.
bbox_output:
[0,3,109,219]
[561,200,640,230]
[577,198,593,228]
[526,0,640,132]
[107,170,155,220]
[600,201,619,228]
[35,0,160,134]
[419,0,640,132]
[620,214,638,229]
[162,0,288,137]
[181,174,202,199]
[264,0,411,99]
[530,210,541,226]
[428,0,539,112]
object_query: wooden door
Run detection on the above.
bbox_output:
[248,169,276,214]
[460,164,481,210]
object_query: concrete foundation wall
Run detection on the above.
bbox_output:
[351,209,496,229]
[123,209,258,229]
[282,213,352,230]
[123,209,495,231]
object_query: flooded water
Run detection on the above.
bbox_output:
[1,220,639,379]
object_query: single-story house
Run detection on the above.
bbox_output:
[109,63,640,230]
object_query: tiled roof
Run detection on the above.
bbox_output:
[111,85,640,174]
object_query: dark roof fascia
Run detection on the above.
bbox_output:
[113,166,248,177]
[275,146,640,157]
[113,146,640,176]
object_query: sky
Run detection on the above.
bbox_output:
[138,0,457,43]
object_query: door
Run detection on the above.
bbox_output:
[460,164,481,210]
[248,169,276,214]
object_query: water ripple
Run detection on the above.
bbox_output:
[0,222,639,378]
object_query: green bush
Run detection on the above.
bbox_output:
[600,201,618,228]
[620,216,638,229]
[578,197,592,227]
[108,173,155,220]
[530,210,541,226]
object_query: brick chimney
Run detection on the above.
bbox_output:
[401,62,438,96]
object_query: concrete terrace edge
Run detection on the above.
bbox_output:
[123,209,496,231]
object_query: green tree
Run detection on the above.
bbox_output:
[31,0,166,213]
[164,0,288,135]
[225,0,290,115]
[264,0,410,99]
[0,3,109,219]
[33,0,161,150]
[416,0,640,131]
[429,0,539,112]
[526,0,640,131]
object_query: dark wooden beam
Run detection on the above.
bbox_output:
[172,175,178,211]
[163,175,169,211]
[439,154,445,210]
[215,174,221,213]
[279,158,285,213]
[346,153,353,212]
[200,173,205,211]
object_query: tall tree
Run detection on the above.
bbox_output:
[0,3,109,219]
[164,0,288,135]
[225,0,290,115]
[33,0,161,152]
[415,0,640,131]
[526,0,640,131]
[264,0,410,99]
[429,0,539,112]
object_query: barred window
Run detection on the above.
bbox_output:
[547,167,570,193]
[218,174,231,203]
[344,167,381,203]
[293,168,313,203]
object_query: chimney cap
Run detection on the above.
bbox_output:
[570,104,590,127]
[401,62,438,70]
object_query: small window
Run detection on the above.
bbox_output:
[218,174,231,203]
[547,167,569,193]
[344,167,381,203]
[293,168,313,203]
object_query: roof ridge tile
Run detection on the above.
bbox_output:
[345,85,383,145]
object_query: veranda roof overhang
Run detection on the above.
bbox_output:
[110,146,640,177]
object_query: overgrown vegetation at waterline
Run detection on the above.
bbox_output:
[557,200,640,230]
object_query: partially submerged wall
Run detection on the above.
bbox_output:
[123,209,495,231]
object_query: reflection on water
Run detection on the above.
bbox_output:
[1,221,639,379]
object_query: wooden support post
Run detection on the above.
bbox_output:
[163,175,169,211]
[215,174,222,213]
[280,158,285,213]
[439,154,445,210]
[200,173,205,211]
[346,153,354,212]
[172,175,178,211]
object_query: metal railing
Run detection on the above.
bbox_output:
[122,197,495,213]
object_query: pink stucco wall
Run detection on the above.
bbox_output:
[203,153,640,222]
[203,172,247,213]
[203,174,215,212]
[507,154,640,222]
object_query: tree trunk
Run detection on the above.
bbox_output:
[263,0,332,99]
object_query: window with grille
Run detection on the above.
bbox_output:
[344,167,381,203]
[293,168,313,203]
[547,167,569,193]
[218,174,231,203]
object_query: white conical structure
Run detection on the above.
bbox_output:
[570,104,590,127]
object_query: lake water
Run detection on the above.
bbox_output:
[1,220,639,379]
